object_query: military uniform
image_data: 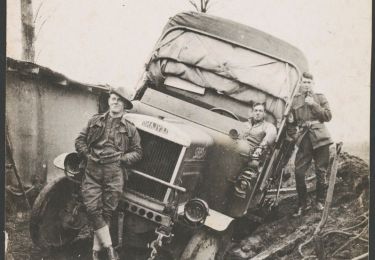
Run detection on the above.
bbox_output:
[289,92,332,207]
[75,111,143,230]
[243,119,277,154]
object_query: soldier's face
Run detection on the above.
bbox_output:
[108,94,125,114]
[252,105,265,121]
[300,78,314,94]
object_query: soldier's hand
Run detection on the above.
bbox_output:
[304,96,316,106]
[287,113,294,123]
[253,148,262,157]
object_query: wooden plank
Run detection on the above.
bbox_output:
[252,227,312,260]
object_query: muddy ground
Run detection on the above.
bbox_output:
[5,152,370,260]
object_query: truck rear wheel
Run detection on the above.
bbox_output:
[30,176,88,250]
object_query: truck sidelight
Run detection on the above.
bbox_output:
[183,198,209,224]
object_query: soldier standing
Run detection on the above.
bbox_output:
[75,87,142,259]
[288,72,333,217]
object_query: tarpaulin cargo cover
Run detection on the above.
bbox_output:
[144,12,309,123]
[164,12,308,72]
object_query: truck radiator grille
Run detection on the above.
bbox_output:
[127,130,182,201]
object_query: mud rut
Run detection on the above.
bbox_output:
[5,152,369,260]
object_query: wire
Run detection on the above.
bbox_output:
[331,225,368,257]
[342,217,368,232]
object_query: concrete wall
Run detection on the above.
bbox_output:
[6,71,100,187]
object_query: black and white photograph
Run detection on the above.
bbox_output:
[5,1,371,259]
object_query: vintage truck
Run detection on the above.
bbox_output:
[30,12,309,259]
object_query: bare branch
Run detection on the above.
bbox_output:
[188,0,199,12]
[35,48,43,61]
[35,3,61,40]
[34,1,44,23]
[206,0,219,10]
[204,0,210,10]
[188,0,213,13]
[202,0,211,13]
[35,16,49,39]
[201,0,207,12]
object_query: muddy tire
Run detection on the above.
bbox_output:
[180,228,219,260]
[30,176,88,250]
[180,225,234,260]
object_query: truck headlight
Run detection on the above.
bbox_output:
[184,198,209,223]
[234,169,257,198]
[234,178,250,198]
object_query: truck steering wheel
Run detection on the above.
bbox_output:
[209,107,240,121]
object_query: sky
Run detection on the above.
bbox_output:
[7,0,371,144]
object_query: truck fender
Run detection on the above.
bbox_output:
[204,208,234,232]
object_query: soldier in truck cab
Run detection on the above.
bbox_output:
[287,72,333,217]
[242,103,277,159]
[75,87,143,260]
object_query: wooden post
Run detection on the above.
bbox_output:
[6,124,32,210]
[312,143,343,259]
[313,235,326,260]
[20,0,35,62]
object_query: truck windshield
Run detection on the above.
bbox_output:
[152,80,272,123]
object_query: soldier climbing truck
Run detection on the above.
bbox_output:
[30,12,311,259]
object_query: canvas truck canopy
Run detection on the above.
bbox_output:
[142,12,309,124]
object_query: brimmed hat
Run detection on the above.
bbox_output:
[109,86,133,109]
[302,72,313,80]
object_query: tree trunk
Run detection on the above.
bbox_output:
[20,0,35,62]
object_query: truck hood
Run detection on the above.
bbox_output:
[124,113,213,148]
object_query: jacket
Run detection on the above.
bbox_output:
[289,92,333,149]
[243,119,277,150]
[75,111,143,167]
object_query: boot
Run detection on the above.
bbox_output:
[92,250,100,260]
[315,202,324,211]
[292,203,311,217]
[105,246,119,260]
[95,225,112,248]
[92,233,102,260]
[95,225,117,259]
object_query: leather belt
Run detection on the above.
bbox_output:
[89,152,122,165]
[299,120,321,128]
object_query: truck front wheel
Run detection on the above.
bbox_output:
[29,176,88,250]
[180,225,234,260]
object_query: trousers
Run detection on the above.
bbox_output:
[295,134,329,206]
[81,159,124,230]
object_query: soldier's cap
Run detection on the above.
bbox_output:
[302,72,313,80]
[109,86,133,109]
